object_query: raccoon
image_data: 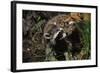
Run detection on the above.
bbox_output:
[43,13,83,61]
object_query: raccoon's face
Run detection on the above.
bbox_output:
[43,22,67,45]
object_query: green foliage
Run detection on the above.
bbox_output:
[82,21,91,59]
[76,20,91,59]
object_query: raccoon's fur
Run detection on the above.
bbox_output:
[43,13,83,61]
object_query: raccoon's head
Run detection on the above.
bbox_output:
[43,22,67,45]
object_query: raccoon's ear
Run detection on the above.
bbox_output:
[43,33,51,39]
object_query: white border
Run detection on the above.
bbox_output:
[16,3,96,70]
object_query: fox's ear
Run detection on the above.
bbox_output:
[82,13,91,21]
[70,13,82,22]
[70,13,81,17]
